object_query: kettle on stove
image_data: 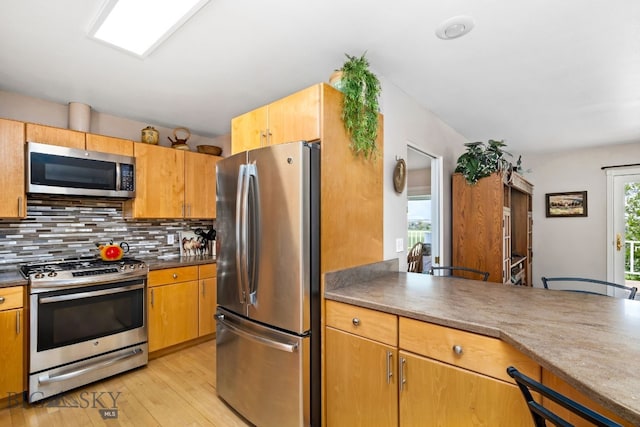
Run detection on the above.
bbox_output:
[95,240,130,261]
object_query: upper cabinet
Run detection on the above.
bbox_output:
[231,85,321,154]
[26,123,134,156]
[123,144,221,219]
[184,151,220,219]
[0,118,26,218]
[26,123,85,149]
[124,143,185,219]
[85,134,134,156]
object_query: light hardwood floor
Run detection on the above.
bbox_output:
[0,340,252,426]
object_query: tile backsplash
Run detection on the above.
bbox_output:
[0,196,215,265]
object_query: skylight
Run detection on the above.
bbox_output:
[89,0,209,58]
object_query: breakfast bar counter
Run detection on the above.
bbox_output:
[324,260,640,425]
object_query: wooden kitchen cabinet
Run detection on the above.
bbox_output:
[0,286,25,399]
[325,300,398,427]
[398,316,538,426]
[325,300,539,425]
[231,84,321,154]
[26,123,85,149]
[124,143,185,218]
[184,151,221,219]
[198,264,217,336]
[452,171,533,285]
[85,133,134,156]
[124,144,220,219]
[147,267,199,352]
[0,118,26,218]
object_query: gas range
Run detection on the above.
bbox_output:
[21,256,148,291]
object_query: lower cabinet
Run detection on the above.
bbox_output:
[325,300,539,426]
[0,286,25,399]
[198,264,217,336]
[147,264,217,352]
[147,266,199,352]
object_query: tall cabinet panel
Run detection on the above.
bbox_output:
[0,119,26,218]
[452,172,533,285]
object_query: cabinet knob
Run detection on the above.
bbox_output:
[0,296,5,304]
[452,345,463,355]
[173,273,178,279]
[352,318,360,326]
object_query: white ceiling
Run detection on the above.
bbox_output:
[2,1,640,154]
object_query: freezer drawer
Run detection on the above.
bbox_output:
[216,308,310,427]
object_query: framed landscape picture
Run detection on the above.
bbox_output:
[545,191,588,217]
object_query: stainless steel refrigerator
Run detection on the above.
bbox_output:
[215,140,320,427]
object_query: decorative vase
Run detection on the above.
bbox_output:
[68,102,91,132]
[141,126,159,144]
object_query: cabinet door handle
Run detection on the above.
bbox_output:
[399,357,407,391]
[452,344,463,355]
[150,289,154,308]
[266,129,272,145]
[16,310,20,335]
[260,131,266,146]
[386,351,393,384]
[18,196,23,217]
[352,317,360,326]
[202,281,205,296]
[173,273,178,279]
[0,296,5,304]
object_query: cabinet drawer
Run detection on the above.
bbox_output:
[0,286,24,311]
[326,300,397,346]
[399,317,539,383]
[148,266,198,288]
[199,263,216,279]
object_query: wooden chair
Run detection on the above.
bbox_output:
[429,266,489,281]
[507,366,622,427]
[541,277,637,300]
[407,242,424,273]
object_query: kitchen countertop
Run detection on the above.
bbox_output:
[0,255,216,288]
[324,259,640,425]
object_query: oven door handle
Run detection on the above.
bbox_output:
[39,283,145,304]
[37,348,144,385]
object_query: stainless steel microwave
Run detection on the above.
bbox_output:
[26,141,135,198]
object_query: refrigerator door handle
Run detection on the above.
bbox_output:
[236,164,249,304]
[246,163,260,306]
[216,314,299,353]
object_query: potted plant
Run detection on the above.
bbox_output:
[334,52,381,159]
[455,139,512,184]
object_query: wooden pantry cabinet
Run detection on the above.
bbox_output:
[0,286,25,400]
[231,84,321,154]
[0,118,26,218]
[124,144,221,219]
[452,171,533,285]
[325,300,539,426]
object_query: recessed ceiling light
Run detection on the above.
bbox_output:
[89,0,209,58]
[435,15,475,40]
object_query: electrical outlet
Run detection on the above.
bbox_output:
[167,234,175,245]
[396,238,404,252]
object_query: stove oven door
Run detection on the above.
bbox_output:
[29,278,148,398]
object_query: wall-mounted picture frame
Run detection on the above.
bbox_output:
[545,191,588,217]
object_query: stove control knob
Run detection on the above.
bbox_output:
[139,264,145,269]
[47,271,57,277]
[129,264,135,269]
[121,265,127,270]
[35,273,44,279]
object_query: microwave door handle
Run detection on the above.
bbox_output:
[247,163,260,306]
[115,163,121,191]
[235,164,249,304]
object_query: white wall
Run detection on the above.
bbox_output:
[379,77,467,271]
[0,90,230,155]
[525,141,640,286]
